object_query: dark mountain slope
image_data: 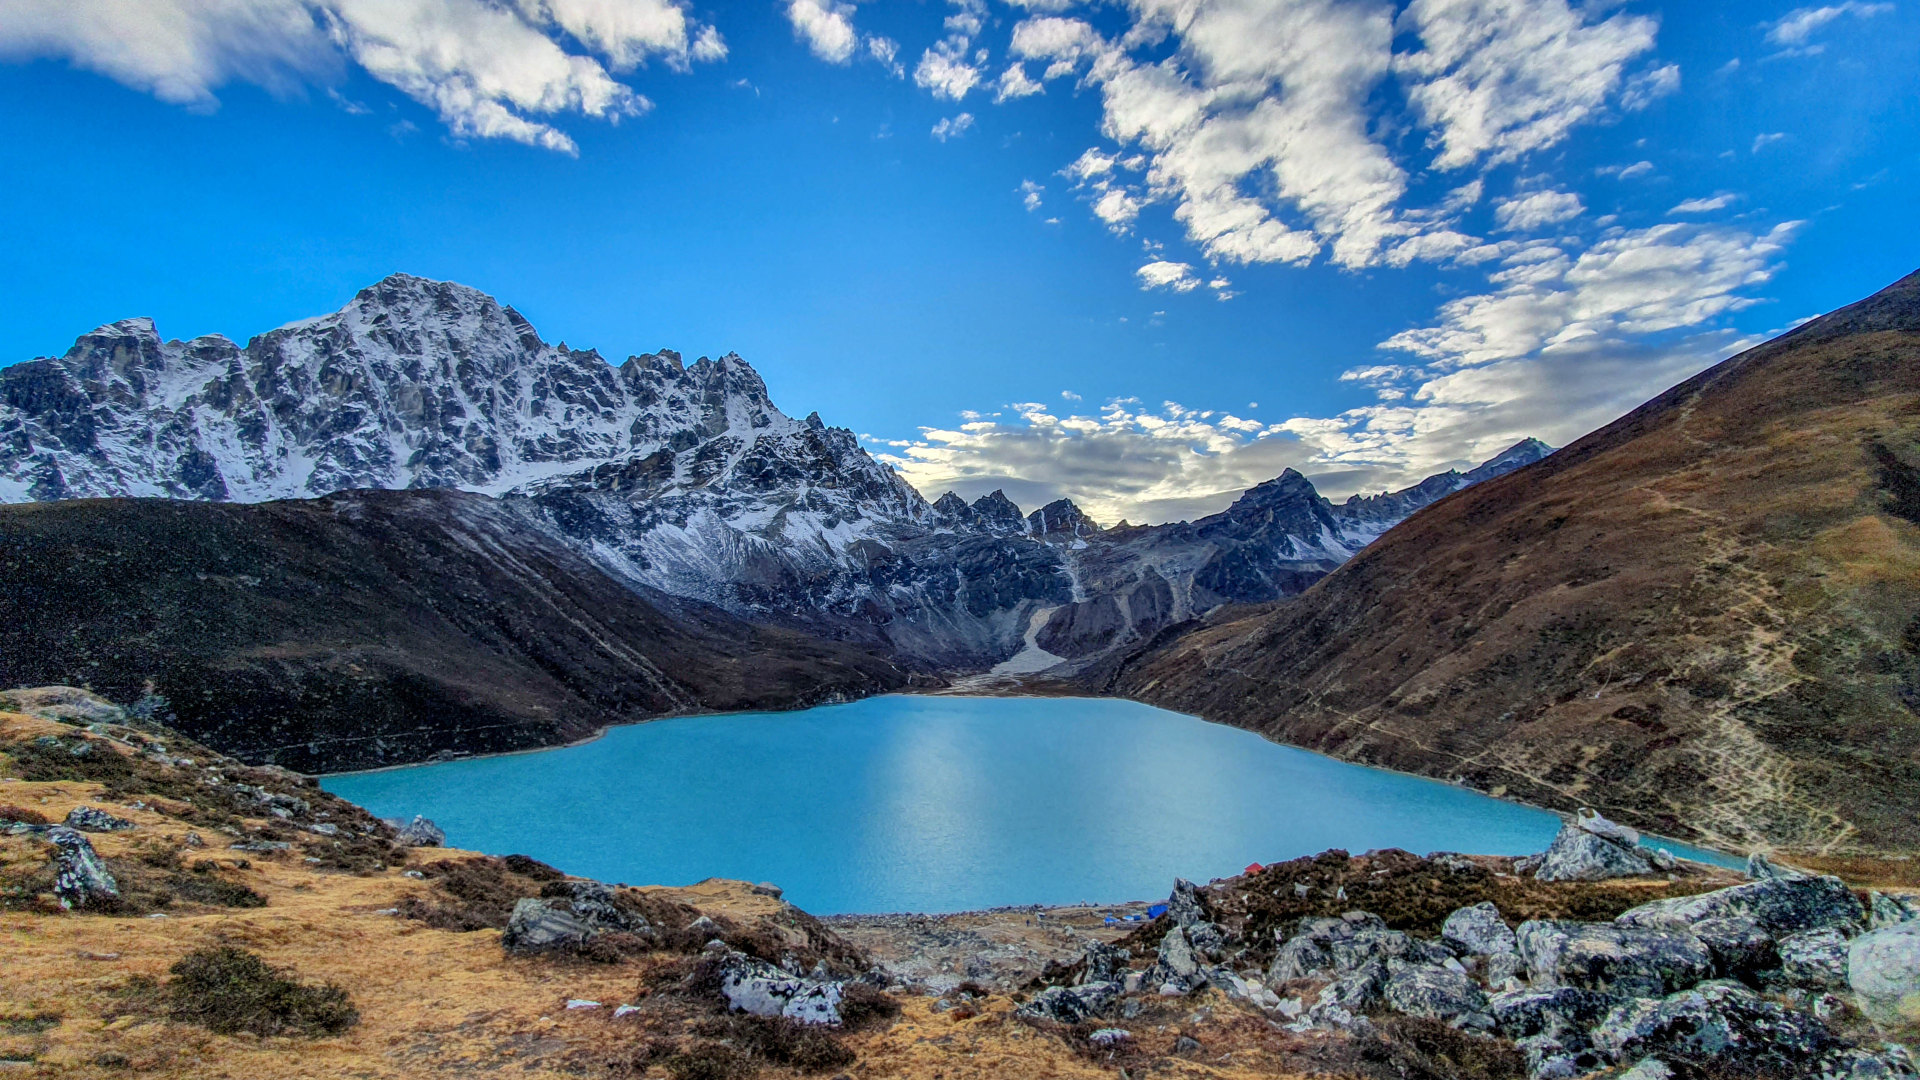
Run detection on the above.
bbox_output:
[1115,269,1920,856]
[0,489,915,772]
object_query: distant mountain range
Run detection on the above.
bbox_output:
[0,273,1548,678]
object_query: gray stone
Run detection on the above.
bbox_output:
[1575,808,1641,847]
[64,806,135,832]
[1616,874,1865,938]
[1533,823,1652,882]
[1748,851,1805,880]
[1443,902,1517,957]
[1383,963,1487,1022]
[1873,893,1920,930]
[1319,960,1388,1013]
[1331,928,1411,972]
[1086,1028,1131,1048]
[1849,922,1920,1026]
[500,882,647,954]
[1488,986,1628,1039]
[1017,981,1120,1024]
[1688,916,1778,983]
[1157,925,1201,981]
[502,897,598,953]
[228,840,291,852]
[1615,1059,1674,1080]
[387,815,445,847]
[43,826,119,909]
[1590,980,1840,1074]
[1780,928,1852,991]
[1820,1046,1920,1079]
[1078,941,1130,985]
[1167,878,1207,928]
[1517,920,1713,998]
[1269,934,1332,982]
[751,882,783,899]
[1173,1034,1201,1054]
[1516,1033,1608,1080]
[715,949,845,1025]
[1486,951,1527,987]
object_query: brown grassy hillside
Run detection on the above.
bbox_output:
[1115,268,1920,857]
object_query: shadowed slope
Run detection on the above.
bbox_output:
[0,489,915,771]
[1115,269,1920,856]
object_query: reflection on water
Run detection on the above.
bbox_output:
[324,695,1734,915]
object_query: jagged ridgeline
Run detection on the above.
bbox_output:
[0,273,1545,764]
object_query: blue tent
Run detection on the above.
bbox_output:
[1147,903,1169,920]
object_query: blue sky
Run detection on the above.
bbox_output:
[1,0,1915,523]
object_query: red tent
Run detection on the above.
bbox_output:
[1244,862,1264,875]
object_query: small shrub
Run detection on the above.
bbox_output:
[500,853,564,881]
[662,1041,753,1080]
[0,804,50,825]
[1354,1016,1527,1080]
[165,946,358,1037]
[165,870,267,908]
[837,983,901,1030]
[698,1015,855,1074]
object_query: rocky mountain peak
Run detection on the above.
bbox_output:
[1027,498,1099,540]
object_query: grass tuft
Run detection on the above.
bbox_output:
[164,946,358,1037]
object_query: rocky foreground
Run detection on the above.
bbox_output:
[6,688,1920,1080]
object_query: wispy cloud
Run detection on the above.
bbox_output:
[1764,2,1894,48]
[1671,194,1738,214]
[930,112,974,141]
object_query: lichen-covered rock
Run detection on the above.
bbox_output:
[0,686,127,725]
[1616,875,1864,938]
[388,816,445,847]
[1016,981,1120,1024]
[1269,911,1389,983]
[1575,808,1642,847]
[1779,928,1852,991]
[1319,960,1388,1014]
[44,826,119,909]
[1872,893,1920,930]
[1156,925,1201,983]
[1590,980,1840,1074]
[1077,941,1130,985]
[1383,963,1487,1022]
[715,950,844,1025]
[1488,986,1627,1039]
[1748,852,1804,880]
[1443,901,1518,957]
[500,882,647,954]
[64,806,136,832]
[1330,927,1412,972]
[1534,824,1653,882]
[1517,920,1713,998]
[1849,922,1920,1026]
[1516,1032,1609,1080]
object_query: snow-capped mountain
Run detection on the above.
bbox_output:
[0,273,1551,671]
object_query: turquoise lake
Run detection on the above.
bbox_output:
[323,696,1732,914]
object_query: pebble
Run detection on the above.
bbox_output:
[565,999,600,1010]
[613,1005,642,1019]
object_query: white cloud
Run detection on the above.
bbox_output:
[785,0,857,63]
[1671,194,1736,214]
[1601,159,1655,179]
[0,0,719,153]
[1396,0,1659,170]
[1493,187,1584,232]
[1093,187,1142,231]
[993,62,1043,101]
[1765,3,1894,46]
[887,219,1800,523]
[1136,259,1201,291]
[867,36,903,77]
[1619,62,1680,110]
[930,112,975,141]
[1753,131,1787,152]
[1020,179,1044,211]
[916,43,983,100]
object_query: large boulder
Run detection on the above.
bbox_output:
[1488,986,1627,1039]
[44,826,119,909]
[1778,928,1852,991]
[1534,823,1652,882]
[714,950,844,1026]
[1688,916,1779,983]
[500,881,648,954]
[1590,980,1842,1075]
[1154,925,1202,986]
[1443,902,1518,957]
[1383,963,1487,1023]
[1849,922,1920,1026]
[1166,878,1208,928]
[1077,941,1130,985]
[1872,893,1920,930]
[1518,921,1713,998]
[1268,911,1391,983]
[1017,981,1121,1024]
[65,806,136,832]
[386,816,446,847]
[1615,875,1864,938]
[0,686,127,726]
